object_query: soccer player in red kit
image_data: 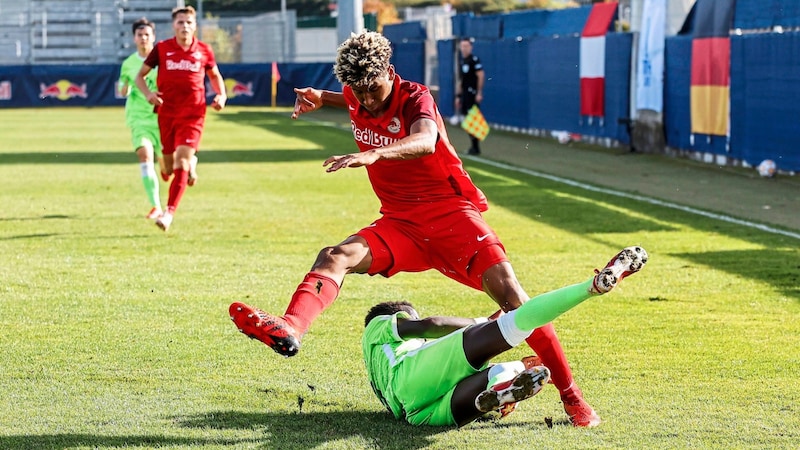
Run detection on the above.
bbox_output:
[134,6,226,232]
[229,31,600,427]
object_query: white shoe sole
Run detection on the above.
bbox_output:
[592,246,648,294]
[475,366,550,412]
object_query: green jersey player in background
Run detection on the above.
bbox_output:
[118,17,164,220]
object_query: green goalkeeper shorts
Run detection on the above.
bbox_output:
[391,328,487,426]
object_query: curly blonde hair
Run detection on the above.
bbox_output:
[334,31,392,87]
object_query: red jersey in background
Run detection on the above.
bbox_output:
[144,37,216,118]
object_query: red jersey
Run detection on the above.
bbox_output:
[144,37,216,118]
[344,75,488,214]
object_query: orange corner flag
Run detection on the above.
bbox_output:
[271,61,281,84]
[461,105,490,141]
[271,62,280,108]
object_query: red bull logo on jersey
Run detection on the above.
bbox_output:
[225,78,254,98]
[39,79,88,100]
[166,59,201,72]
[352,121,399,148]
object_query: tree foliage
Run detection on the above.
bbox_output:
[395,0,578,14]
[364,0,401,28]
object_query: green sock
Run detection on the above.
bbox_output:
[140,162,160,208]
[513,278,594,331]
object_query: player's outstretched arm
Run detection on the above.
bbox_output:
[291,88,346,119]
[322,117,438,173]
[396,316,478,339]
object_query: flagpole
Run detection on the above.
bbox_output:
[271,61,279,109]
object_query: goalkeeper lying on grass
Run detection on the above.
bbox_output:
[359,246,648,426]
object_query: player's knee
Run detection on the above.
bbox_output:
[314,245,349,270]
[479,262,527,311]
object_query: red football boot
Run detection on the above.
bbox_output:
[229,302,301,356]
[564,397,602,427]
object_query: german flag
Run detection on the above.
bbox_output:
[690,0,736,136]
[461,105,490,141]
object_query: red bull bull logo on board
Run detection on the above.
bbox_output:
[225,78,254,98]
[39,79,88,101]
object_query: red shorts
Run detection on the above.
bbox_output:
[356,199,508,291]
[158,115,205,155]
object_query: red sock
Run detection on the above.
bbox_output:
[283,273,340,335]
[167,168,189,211]
[525,323,582,403]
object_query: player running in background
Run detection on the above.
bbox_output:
[118,17,164,220]
[134,6,226,232]
[229,31,607,427]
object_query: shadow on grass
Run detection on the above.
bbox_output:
[0,148,334,165]
[217,107,352,134]
[467,162,800,301]
[0,233,61,240]
[175,409,549,450]
[0,215,71,221]
[178,409,436,450]
[674,249,800,299]
[0,434,255,450]
[0,110,352,166]
[6,109,796,300]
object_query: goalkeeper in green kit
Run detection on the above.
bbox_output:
[118,17,165,219]
[232,246,648,427]
[360,246,647,426]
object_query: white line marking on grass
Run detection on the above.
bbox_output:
[470,157,800,241]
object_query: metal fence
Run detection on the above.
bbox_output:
[0,1,628,67]
[0,1,304,65]
[201,11,296,64]
[0,0,187,65]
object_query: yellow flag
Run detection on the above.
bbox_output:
[461,105,490,141]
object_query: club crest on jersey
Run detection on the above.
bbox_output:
[387,117,401,134]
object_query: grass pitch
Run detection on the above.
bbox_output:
[0,106,798,449]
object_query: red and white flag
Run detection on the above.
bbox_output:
[580,2,618,118]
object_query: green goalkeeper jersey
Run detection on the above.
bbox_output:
[362,311,483,426]
[361,311,425,420]
[119,52,158,127]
